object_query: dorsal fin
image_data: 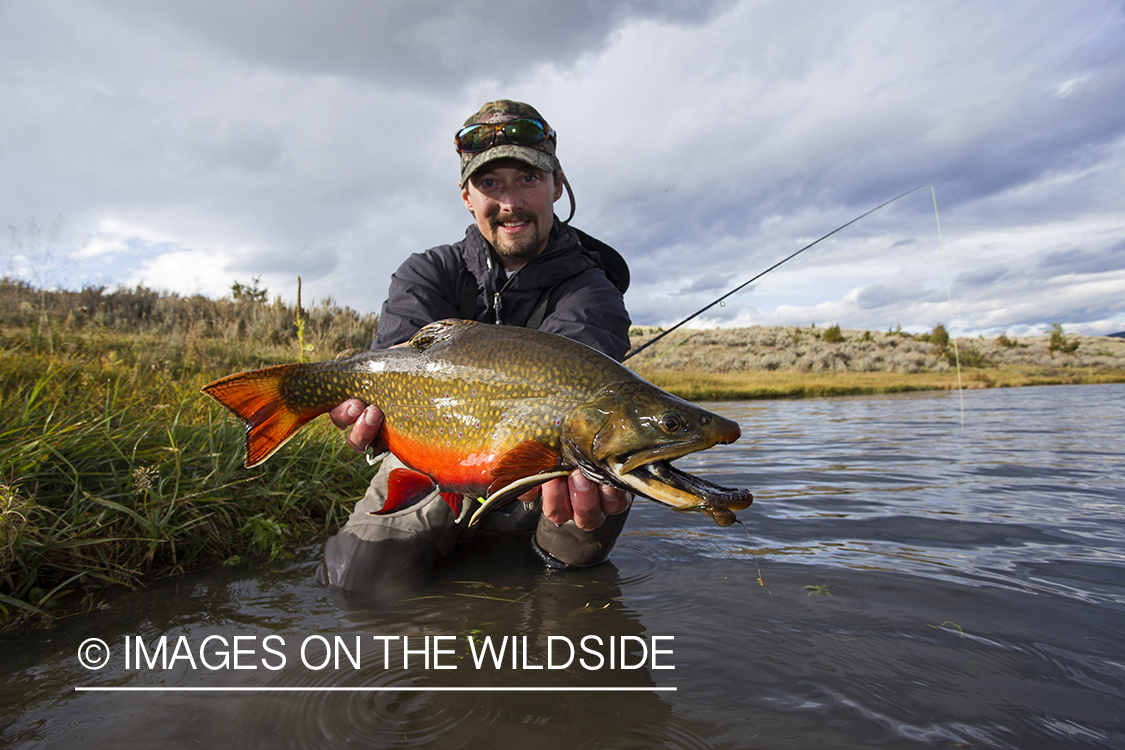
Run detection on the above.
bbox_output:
[409,319,471,351]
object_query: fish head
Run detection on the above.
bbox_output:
[563,381,753,525]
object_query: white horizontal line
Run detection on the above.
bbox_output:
[74,686,676,693]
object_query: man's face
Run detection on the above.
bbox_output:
[461,159,564,270]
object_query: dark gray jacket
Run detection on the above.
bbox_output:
[373,218,631,360]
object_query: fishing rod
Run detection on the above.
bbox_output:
[622,184,931,362]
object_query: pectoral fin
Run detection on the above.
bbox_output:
[489,441,563,494]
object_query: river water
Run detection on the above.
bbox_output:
[1,384,1123,749]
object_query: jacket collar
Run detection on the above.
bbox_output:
[461,217,595,292]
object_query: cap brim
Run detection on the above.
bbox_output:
[460,144,558,185]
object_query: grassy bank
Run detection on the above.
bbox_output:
[2,279,1123,626]
[1,280,378,626]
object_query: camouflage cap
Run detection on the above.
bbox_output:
[458,100,561,185]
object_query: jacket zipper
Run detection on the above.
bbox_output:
[492,265,525,325]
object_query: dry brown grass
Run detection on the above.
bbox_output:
[0,277,378,359]
[627,324,1125,399]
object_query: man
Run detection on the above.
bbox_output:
[316,100,633,592]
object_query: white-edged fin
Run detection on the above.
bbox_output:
[468,471,573,527]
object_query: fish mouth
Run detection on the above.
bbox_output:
[612,454,753,527]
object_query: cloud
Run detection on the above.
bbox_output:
[86,0,735,90]
[2,0,1124,337]
[74,219,187,260]
[1037,239,1125,275]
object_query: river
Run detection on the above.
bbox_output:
[2,383,1123,748]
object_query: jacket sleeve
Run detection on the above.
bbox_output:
[539,269,632,361]
[372,247,467,349]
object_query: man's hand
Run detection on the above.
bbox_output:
[328,399,384,453]
[536,471,631,531]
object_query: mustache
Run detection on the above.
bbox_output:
[489,212,535,227]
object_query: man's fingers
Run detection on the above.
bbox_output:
[540,472,631,529]
[600,485,632,516]
[569,471,605,531]
[329,399,366,429]
[540,478,572,526]
[345,405,384,453]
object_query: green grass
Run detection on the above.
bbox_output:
[0,325,372,626]
[637,366,1125,401]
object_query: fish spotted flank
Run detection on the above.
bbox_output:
[201,319,753,526]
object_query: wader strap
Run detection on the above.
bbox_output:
[458,276,478,320]
[524,290,552,330]
[457,275,552,330]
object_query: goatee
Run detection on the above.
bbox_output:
[489,213,549,262]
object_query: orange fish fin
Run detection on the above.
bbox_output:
[375,468,438,515]
[440,492,463,516]
[488,440,562,495]
[201,366,323,468]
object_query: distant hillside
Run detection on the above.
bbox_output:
[626,325,1125,374]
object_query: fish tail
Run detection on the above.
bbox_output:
[202,365,327,467]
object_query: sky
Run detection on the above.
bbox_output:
[3,0,1124,337]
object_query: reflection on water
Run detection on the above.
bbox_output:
[2,384,1123,748]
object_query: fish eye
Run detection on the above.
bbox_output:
[658,413,684,434]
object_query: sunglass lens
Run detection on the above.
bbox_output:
[503,119,547,145]
[456,124,493,153]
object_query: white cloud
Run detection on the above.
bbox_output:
[128,247,235,299]
[2,0,1123,337]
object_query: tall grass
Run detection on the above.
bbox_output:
[1,280,379,625]
[0,277,377,357]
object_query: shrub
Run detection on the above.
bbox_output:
[231,276,269,305]
[950,347,989,368]
[823,324,846,343]
[996,333,1017,348]
[925,323,950,352]
[1048,323,1080,355]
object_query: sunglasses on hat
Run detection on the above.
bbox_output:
[455,118,555,153]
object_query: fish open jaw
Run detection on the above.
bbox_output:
[614,459,753,527]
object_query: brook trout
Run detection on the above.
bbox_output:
[201,319,753,526]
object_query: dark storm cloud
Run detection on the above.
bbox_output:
[102,0,735,89]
